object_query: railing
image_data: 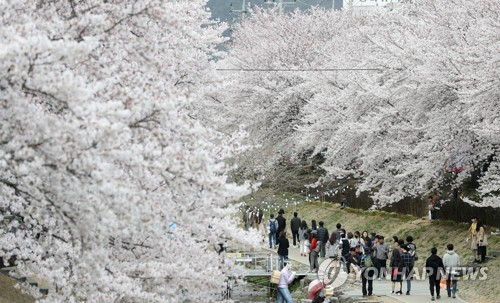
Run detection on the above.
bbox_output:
[227,251,308,275]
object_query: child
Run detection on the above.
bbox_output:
[302,229,311,257]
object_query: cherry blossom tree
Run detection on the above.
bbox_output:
[0,1,259,302]
[220,1,500,207]
[211,7,351,180]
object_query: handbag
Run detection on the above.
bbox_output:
[315,241,322,253]
[270,270,281,284]
[439,276,447,288]
[392,268,398,276]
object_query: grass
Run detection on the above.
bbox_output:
[0,274,35,303]
[293,201,500,303]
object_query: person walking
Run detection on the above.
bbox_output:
[467,215,479,263]
[317,221,329,258]
[374,236,389,280]
[276,209,286,246]
[426,247,444,301]
[299,221,309,256]
[276,262,296,303]
[360,248,376,297]
[443,244,461,298]
[309,230,319,272]
[268,214,279,249]
[290,212,301,248]
[390,248,403,295]
[277,231,289,270]
[476,220,487,263]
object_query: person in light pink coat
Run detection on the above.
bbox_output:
[277,262,296,303]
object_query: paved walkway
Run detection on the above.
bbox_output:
[261,244,469,303]
[342,280,468,303]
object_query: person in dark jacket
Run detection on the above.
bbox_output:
[346,247,360,274]
[317,221,329,258]
[290,212,301,248]
[277,231,289,270]
[390,248,403,295]
[276,209,286,235]
[426,247,444,301]
[340,229,350,258]
[362,231,372,252]
[400,245,413,295]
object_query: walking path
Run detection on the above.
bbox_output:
[261,244,469,303]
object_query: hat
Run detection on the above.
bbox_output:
[311,230,318,235]
[278,209,285,214]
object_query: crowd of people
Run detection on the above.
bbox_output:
[261,209,488,301]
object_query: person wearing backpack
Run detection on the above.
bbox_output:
[400,245,413,295]
[361,248,376,297]
[405,236,417,295]
[268,214,279,249]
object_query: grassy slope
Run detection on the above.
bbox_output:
[295,201,499,303]
[0,275,35,303]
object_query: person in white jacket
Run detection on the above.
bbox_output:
[442,244,461,298]
[326,233,341,258]
[277,262,296,303]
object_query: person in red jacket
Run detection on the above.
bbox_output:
[309,230,319,272]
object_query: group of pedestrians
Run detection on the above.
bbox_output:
[264,209,487,302]
[242,206,263,230]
